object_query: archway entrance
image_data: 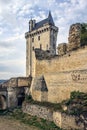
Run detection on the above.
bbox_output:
[17,92,25,106]
[0,95,7,110]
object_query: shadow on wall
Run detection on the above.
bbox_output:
[0,95,7,110]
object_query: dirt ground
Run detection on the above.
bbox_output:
[0,116,39,130]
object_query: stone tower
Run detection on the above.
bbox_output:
[68,23,82,51]
[25,11,58,77]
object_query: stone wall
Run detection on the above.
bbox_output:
[31,76,48,102]
[53,111,84,130]
[30,46,87,103]
[36,46,87,76]
[31,70,87,103]
[1,77,31,88]
[22,102,53,121]
[22,103,84,130]
[7,87,25,108]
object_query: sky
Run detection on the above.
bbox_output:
[0,0,87,79]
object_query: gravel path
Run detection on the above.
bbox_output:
[0,116,39,130]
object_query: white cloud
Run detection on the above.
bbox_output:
[0,0,87,79]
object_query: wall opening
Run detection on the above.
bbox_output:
[17,92,25,106]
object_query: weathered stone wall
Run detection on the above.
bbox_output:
[31,76,48,102]
[1,77,31,88]
[36,46,87,76]
[31,70,87,103]
[53,111,84,130]
[7,87,25,108]
[22,102,53,121]
[22,103,84,130]
[0,77,30,109]
[57,43,67,56]
[30,46,87,103]
[18,77,31,87]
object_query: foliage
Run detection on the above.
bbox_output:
[70,91,83,100]
[81,23,87,46]
[65,91,87,116]
[25,94,32,101]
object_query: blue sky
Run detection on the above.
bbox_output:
[0,0,87,79]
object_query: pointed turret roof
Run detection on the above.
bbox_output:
[32,11,55,30]
[48,11,55,25]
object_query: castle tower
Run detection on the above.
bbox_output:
[25,11,58,77]
[68,23,82,51]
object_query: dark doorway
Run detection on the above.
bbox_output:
[17,92,25,106]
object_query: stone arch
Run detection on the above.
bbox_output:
[0,95,7,110]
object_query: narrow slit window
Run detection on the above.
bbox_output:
[40,44,42,49]
[47,44,48,50]
[38,36,40,41]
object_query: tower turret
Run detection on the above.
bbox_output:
[29,19,33,31]
[29,19,36,31]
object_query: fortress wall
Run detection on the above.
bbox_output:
[44,70,87,103]
[36,46,87,76]
[34,47,87,103]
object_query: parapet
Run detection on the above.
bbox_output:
[34,49,55,60]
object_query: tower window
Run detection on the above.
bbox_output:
[38,36,40,41]
[40,44,42,50]
[32,37,34,42]
[32,46,34,50]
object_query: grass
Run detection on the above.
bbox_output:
[7,108,62,130]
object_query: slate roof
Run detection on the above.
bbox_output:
[33,11,55,30]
